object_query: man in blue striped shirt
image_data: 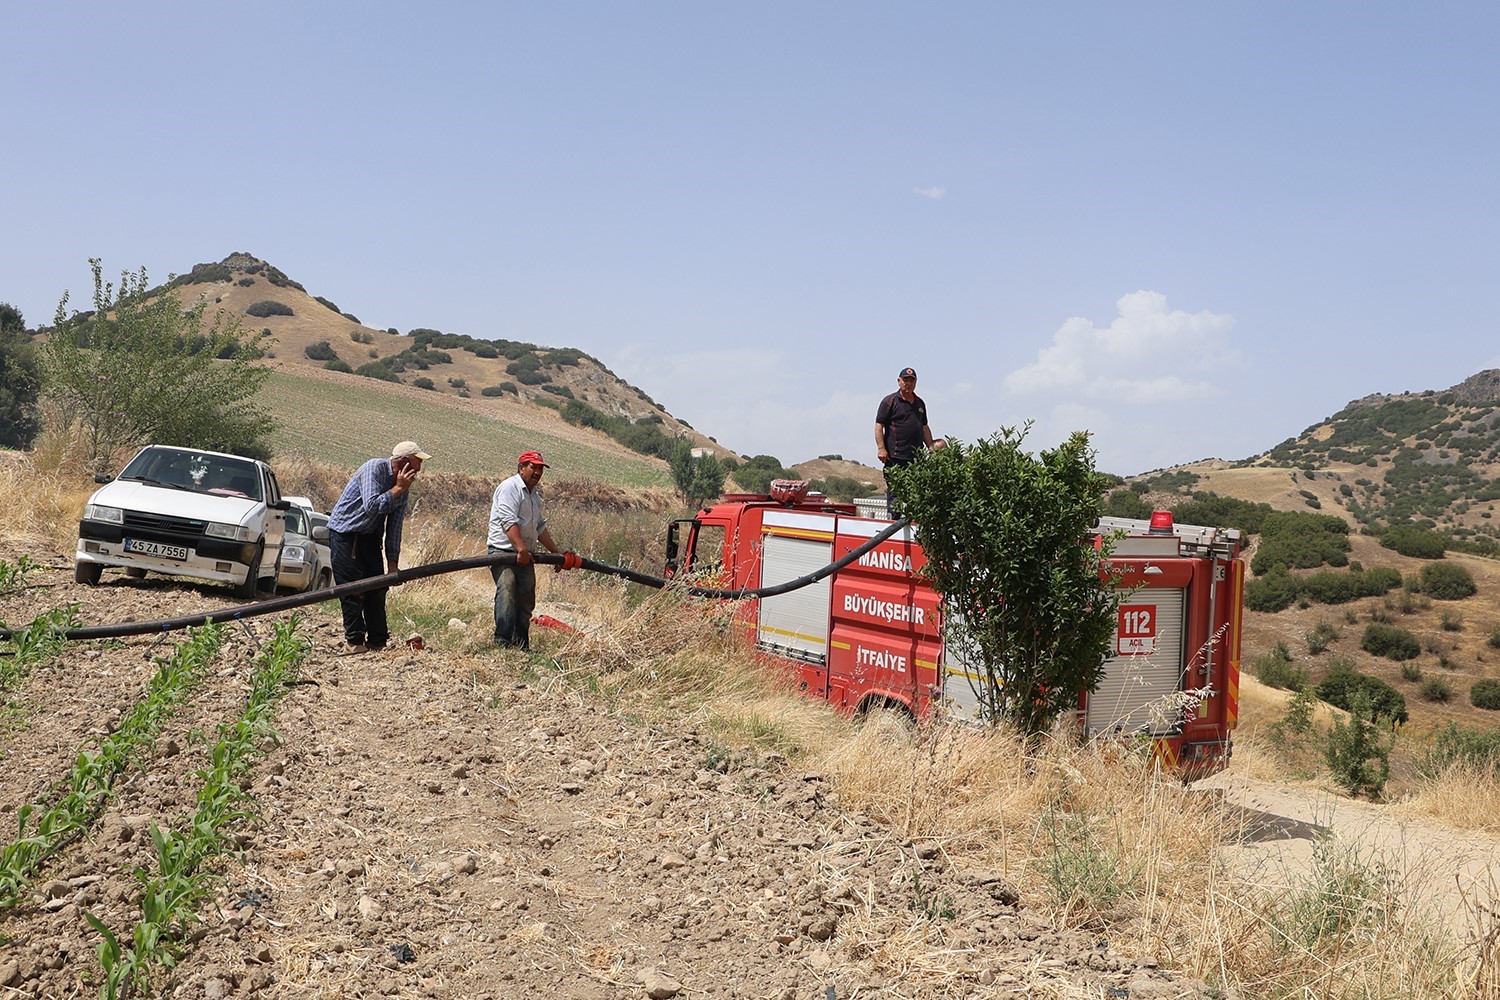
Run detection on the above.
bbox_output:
[327,441,429,653]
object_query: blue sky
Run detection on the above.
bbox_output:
[5,3,1497,476]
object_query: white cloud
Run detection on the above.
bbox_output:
[1003,291,1237,402]
[913,186,946,200]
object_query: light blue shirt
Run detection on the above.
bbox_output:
[488,473,546,550]
[327,457,408,562]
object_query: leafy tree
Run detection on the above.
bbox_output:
[0,303,40,448]
[41,260,273,471]
[1324,691,1393,799]
[1360,622,1421,661]
[669,439,726,506]
[734,455,791,494]
[891,426,1120,735]
[1315,664,1407,725]
[1380,525,1447,559]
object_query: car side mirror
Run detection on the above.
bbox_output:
[94,474,114,484]
[312,525,330,542]
[272,499,292,511]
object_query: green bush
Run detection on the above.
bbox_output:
[245,300,293,318]
[323,359,352,373]
[1380,525,1447,558]
[1324,691,1392,799]
[1254,647,1308,691]
[1471,679,1500,710]
[1488,625,1500,650]
[480,383,518,397]
[540,384,574,399]
[514,369,552,385]
[1245,567,1298,612]
[411,377,435,390]
[1306,621,1338,655]
[1360,623,1420,661]
[1419,676,1452,702]
[1419,562,1476,600]
[1416,722,1500,778]
[1316,666,1408,726]
[354,361,399,383]
[1440,610,1463,632]
[1400,663,1422,682]
[304,340,339,362]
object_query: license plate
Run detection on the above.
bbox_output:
[124,537,189,561]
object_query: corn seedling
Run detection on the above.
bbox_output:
[0,623,223,904]
[0,555,36,593]
[89,619,307,998]
[0,605,78,695]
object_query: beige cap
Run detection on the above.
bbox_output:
[392,441,432,461]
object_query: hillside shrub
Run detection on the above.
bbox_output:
[1415,722,1500,778]
[447,376,466,388]
[1249,511,1351,575]
[314,295,342,314]
[1254,645,1308,691]
[515,369,552,386]
[480,383,518,397]
[1419,562,1476,600]
[304,341,339,362]
[1419,676,1452,702]
[355,361,399,383]
[1471,679,1500,710]
[540,384,574,399]
[323,359,352,373]
[1489,625,1500,650]
[1380,525,1447,558]
[1359,623,1420,661]
[1440,610,1463,631]
[245,300,293,318]
[1306,620,1338,655]
[1400,663,1422,682]
[1324,691,1393,799]
[411,377,435,390]
[1316,664,1408,725]
[1245,567,1298,612]
[236,277,255,287]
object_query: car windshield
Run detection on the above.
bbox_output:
[119,447,263,501]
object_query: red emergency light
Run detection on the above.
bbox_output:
[1148,510,1175,534]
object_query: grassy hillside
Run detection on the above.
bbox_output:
[258,368,672,488]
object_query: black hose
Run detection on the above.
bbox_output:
[3,517,913,642]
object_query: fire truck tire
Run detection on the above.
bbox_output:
[857,697,916,725]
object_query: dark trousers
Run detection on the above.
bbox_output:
[489,547,536,650]
[884,460,911,519]
[330,529,390,648]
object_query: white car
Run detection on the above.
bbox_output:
[275,503,333,593]
[75,445,290,598]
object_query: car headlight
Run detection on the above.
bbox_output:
[84,504,124,524]
[204,522,255,541]
[283,545,306,562]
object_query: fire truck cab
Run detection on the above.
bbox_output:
[666,484,1245,779]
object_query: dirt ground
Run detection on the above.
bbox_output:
[1,546,1216,1000]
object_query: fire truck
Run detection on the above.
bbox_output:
[664,483,1245,778]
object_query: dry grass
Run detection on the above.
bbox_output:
[9,446,1500,997]
[1398,761,1500,833]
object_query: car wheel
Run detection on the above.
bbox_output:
[74,561,102,585]
[318,568,334,590]
[124,567,147,579]
[235,544,263,599]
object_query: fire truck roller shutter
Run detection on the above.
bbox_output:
[1087,588,1187,736]
[757,532,834,664]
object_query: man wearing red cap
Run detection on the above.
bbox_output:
[487,450,566,650]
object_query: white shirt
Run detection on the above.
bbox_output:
[487,473,546,550]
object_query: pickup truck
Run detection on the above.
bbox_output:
[75,444,290,598]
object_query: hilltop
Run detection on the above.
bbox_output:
[148,253,885,494]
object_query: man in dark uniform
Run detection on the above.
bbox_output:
[875,367,943,515]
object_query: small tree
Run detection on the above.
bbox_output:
[1324,691,1393,800]
[42,260,274,472]
[0,303,40,449]
[891,426,1120,735]
[669,439,726,506]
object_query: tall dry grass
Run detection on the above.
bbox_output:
[8,441,1500,997]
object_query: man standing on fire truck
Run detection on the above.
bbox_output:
[875,366,943,514]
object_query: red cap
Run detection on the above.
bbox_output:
[518,450,547,468]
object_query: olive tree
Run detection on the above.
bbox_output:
[889,425,1121,735]
[42,260,274,472]
[669,438,726,507]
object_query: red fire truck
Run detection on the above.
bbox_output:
[664,484,1245,778]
